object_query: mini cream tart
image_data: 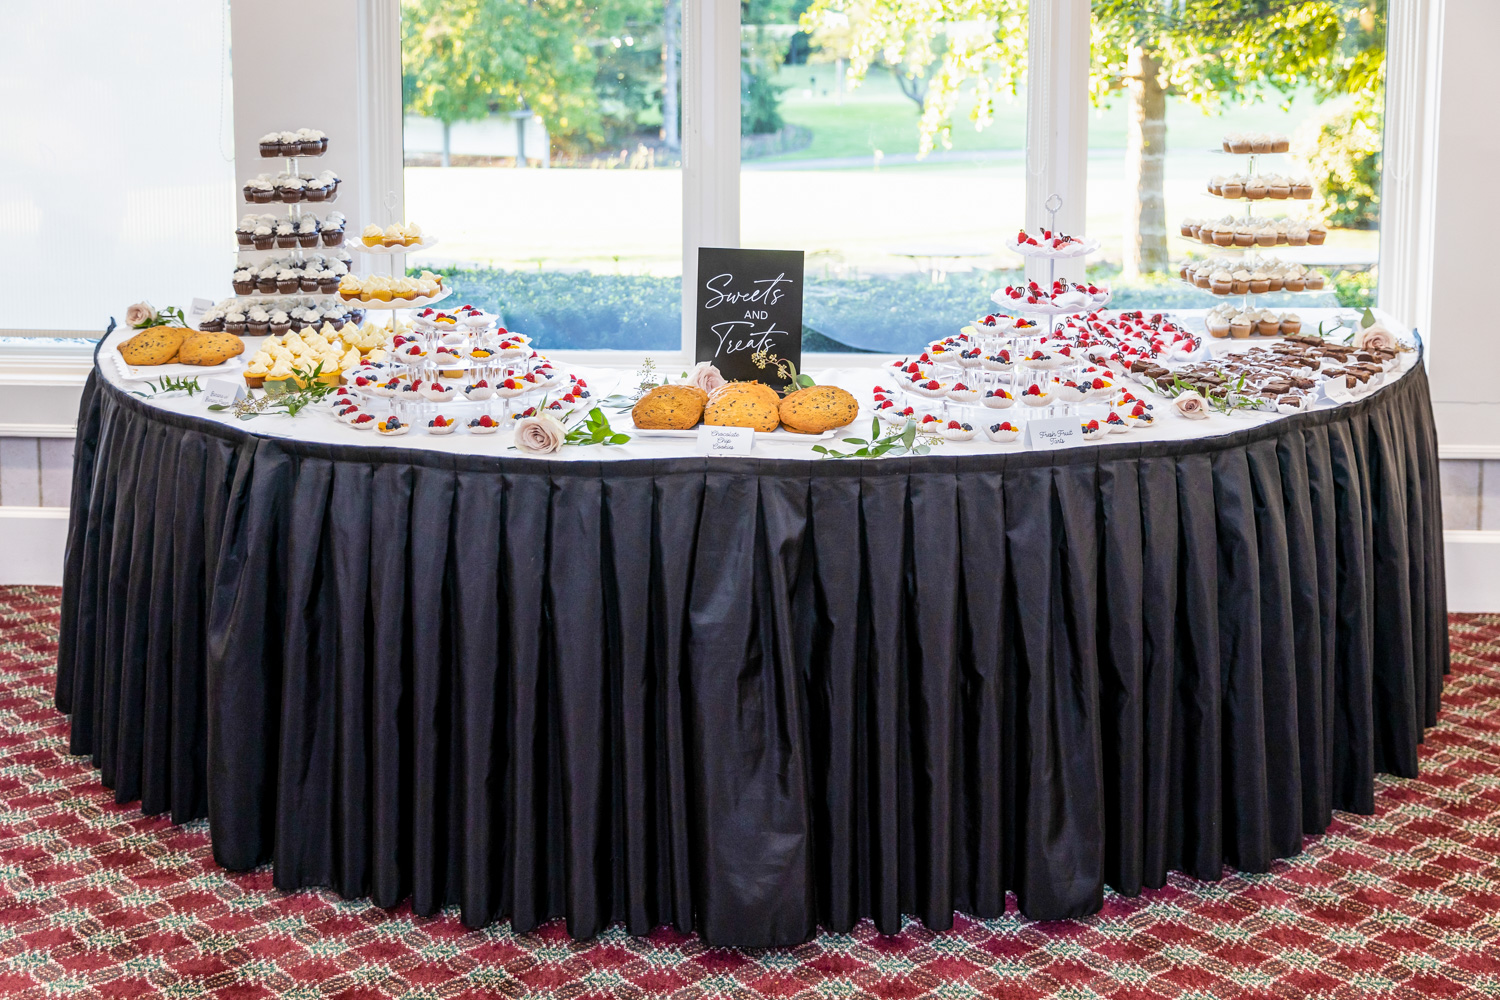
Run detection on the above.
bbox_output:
[1054,380,1089,404]
[910,379,950,399]
[497,340,529,359]
[420,381,457,402]
[348,412,378,430]
[984,421,1021,443]
[368,378,402,397]
[981,352,1014,372]
[463,380,495,401]
[917,414,946,435]
[397,381,424,402]
[880,405,916,427]
[982,387,1015,409]
[946,382,981,403]
[1105,411,1131,434]
[1021,382,1055,406]
[427,414,457,435]
[468,414,500,434]
[335,404,365,424]
[1122,401,1155,427]
[1085,376,1115,399]
[399,343,428,361]
[377,416,409,436]
[1022,349,1059,370]
[958,349,982,368]
[939,420,978,442]
[494,378,528,399]
[1080,419,1109,441]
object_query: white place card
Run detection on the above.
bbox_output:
[202,377,247,408]
[1025,416,1084,451]
[186,297,213,329]
[1321,377,1355,404]
[698,424,755,456]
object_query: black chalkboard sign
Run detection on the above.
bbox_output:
[695,247,804,388]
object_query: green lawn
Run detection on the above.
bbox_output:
[760,62,1343,163]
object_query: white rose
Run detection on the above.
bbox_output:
[512,414,567,455]
[125,302,157,327]
[1354,322,1397,353]
[685,361,727,394]
[1173,390,1210,420]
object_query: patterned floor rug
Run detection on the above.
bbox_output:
[1,586,1497,999]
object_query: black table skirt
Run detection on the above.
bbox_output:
[56,352,1449,948]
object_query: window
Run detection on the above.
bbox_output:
[741,1,1029,355]
[0,1,234,334]
[1085,1,1385,318]
[400,0,683,350]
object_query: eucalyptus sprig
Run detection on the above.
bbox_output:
[812,417,933,460]
[751,347,815,394]
[564,407,630,447]
[131,374,203,398]
[207,362,335,420]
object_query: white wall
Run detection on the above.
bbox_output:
[1425,0,1500,451]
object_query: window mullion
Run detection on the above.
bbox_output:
[680,0,742,358]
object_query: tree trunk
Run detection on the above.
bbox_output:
[663,0,681,150]
[1124,46,1168,279]
[441,120,451,168]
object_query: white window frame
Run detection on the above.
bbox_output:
[5,0,1475,435]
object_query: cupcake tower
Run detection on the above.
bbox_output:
[1176,131,1328,335]
[235,128,345,309]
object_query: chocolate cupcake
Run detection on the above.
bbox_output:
[224,312,247,334]
[318,273,340,293]
[269,310,291,336]
[256,274,278,294]
[304,178,328,202]
[244,178,274,204]
[232,269,256,295]
[275,221,297,248]
[299,272,320,292]
[259,132,282,158]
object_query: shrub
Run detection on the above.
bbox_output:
[1300,102,1382,230]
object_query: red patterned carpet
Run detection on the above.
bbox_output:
[1,587,1498,999]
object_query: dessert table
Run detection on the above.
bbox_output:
[56,329,1448,948]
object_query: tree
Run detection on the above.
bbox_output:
[800,0,1384,277]
[402,0,661,160]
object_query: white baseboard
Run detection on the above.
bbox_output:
[1444,530,1500,613]
[0,507,69,586]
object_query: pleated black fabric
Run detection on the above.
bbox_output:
[56,347,1449,948]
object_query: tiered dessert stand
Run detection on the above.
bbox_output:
[236,138,346,306]
[1177,135,1326,315]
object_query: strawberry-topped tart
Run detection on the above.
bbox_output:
[917,413,946,435]
[496,338,529,359]
[396,380,424,402]
[1120,398,1155,427]
[880,404,917,427]
[1080,418,1108,441]
[468,347,496,364]
[1008,227,1099,258]
[376,415,409,437]
[1105,411,1130,434]
[494,377,529,399]
[398,342,427,362]
[347,411,378,430]
[420,381,456,402]
[367,376,402,397]
[982,387,1015,408]
[909,378,951,399]
[1021,381,1055,406]
[463,379,494,401]
[1054,379,1089,404]
[334,403,365,424]
[1020,348,1061,370]
[939,420,978,442]
[969,312,1016,337]
[994,279,1110,313]
[427,414,457,435]
[468,413,500,434]
[984,420,1021,443]
[958,347,983,368]
[946,381,981,403]
[981,350,1014,372]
